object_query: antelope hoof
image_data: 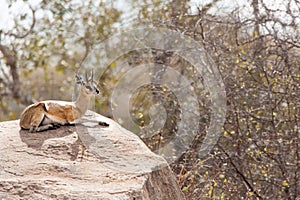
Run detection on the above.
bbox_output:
[52,123,61,129]
[29,126,37,133]
[99,121,109,127]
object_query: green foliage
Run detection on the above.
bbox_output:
[0,0,121,121]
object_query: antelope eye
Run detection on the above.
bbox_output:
[85,85,92,91]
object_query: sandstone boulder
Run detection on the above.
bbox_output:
[0,111,185,199]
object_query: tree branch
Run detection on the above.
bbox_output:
[218,144,263,199]
[6,6,36,39]
[0,44,16,68]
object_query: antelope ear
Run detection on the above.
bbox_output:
[75,74,84,85]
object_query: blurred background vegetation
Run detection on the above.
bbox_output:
[0,0,299,199]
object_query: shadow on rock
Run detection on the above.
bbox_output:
[19,125,96,161]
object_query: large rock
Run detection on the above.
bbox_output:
[0,111,185,199]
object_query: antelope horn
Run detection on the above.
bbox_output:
[85,71,88,82]
[88,69,94,82]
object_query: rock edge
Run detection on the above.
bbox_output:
[0,111,185,200]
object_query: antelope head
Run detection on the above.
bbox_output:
[75,70,100,96]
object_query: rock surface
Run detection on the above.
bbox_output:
[0,111,185,200]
